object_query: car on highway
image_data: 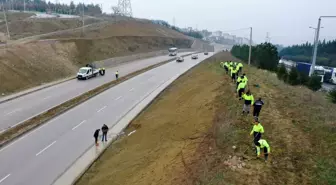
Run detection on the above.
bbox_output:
[176,57,184,62]
[77,64,105,80]
[191,54,198,59]
[204,52,209,55]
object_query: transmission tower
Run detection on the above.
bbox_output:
[265,32,271,43]
[118,0,132,17]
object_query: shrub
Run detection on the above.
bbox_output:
[277,64,288,81]
[298,72,310,85]
[327,88,336,103]
[306,75,322,91]
[288,66,300,85]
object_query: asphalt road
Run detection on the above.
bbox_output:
[0,52,212,185]
[0,52,193,132]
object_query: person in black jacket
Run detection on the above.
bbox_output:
[253,98,264,118]
[94,129,100,146]
[101,124,109,142]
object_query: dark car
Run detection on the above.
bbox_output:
[176,57,184,62]
[204,52,209,55]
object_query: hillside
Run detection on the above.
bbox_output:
[76,52,336,185]
[0,15,195,95]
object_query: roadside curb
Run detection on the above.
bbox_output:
[52,52,207,185]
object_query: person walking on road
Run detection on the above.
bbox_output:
[94,129,100,146]
[250,117,264,144]
[242,90,254,115]
[231,67,238,83]
[255,139,271,162]
[115,71,119,80]
[101,124,109,142]
[253,98,265,118]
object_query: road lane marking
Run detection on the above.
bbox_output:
[129,88,134,92]
[42,96,52,100]
[36,141,56,156]
[115,96,122,100]
[72,120,86,130]
[5,109,21,116]
[0,174,10,184]
[97,106,107,113]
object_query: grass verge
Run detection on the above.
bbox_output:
[76,52,336,185]
[0,52,195,148]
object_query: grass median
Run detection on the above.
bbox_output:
[76,52,336,185]
[0,52,196,148]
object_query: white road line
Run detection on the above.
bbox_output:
[5,109,21,116]
[72,120,86,130]
[42,96,52,100]
[0,174,10,184]
[36,141,56,156]
[115,96,122,100]
[129,88,134,92]
[0,117,57,153]
[97,106,107,113]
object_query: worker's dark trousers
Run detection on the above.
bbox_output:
[253,105,262,117]
[238,88,245,98]
[264,148,269,160]
[102,132,107,142]
[224,66,228,74]
[94,136,98,144]
[253,132,261,145]
[115,74,119,79]
[232,73,236,81]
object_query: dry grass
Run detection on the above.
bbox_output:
[77,51,336,185]
[75,52,222,185]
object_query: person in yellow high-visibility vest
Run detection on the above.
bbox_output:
[242,90,254,115]
[224,61,229,74]
[237,62,243,74]
[231,66,238,82]
[237,81,246,99]
[256,139,271,162]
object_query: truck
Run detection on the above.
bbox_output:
[323,67,336,84]
[77,64,105,80]
[296,62,325,82]
[168,47,178,56]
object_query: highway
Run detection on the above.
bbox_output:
[0,52,193,132]
[0,52,212,185]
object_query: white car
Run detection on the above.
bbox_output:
[77,64,105,80]
[191,55,198,59]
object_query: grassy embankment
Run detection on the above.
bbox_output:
[76,52,336,185]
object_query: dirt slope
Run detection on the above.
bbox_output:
[41,19,188,40]
[76,52,336,185]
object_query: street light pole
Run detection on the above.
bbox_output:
[248,27,252,65]
[309,26,323,65]
[311,16,336,76]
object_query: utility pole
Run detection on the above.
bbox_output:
[2,2,10,40]
[309,26,324,64]
[24,0,25,12]
[311,16,336,76]
[117,0,132,17]
[265,32,271,43]
[248,27,252,65]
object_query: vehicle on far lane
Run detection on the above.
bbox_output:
[176,57,184,62]
[191,54,198,60]
[77,64,106,80]
[204,52,208,55]
[169,47,178,56]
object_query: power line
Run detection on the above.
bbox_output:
[118,0,132,17]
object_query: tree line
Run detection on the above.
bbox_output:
[231,44,326,94]
[151,19,203,39]
[279,39,336,67]
[0,0,102,16]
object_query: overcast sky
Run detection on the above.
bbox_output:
[60,0,335,46]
